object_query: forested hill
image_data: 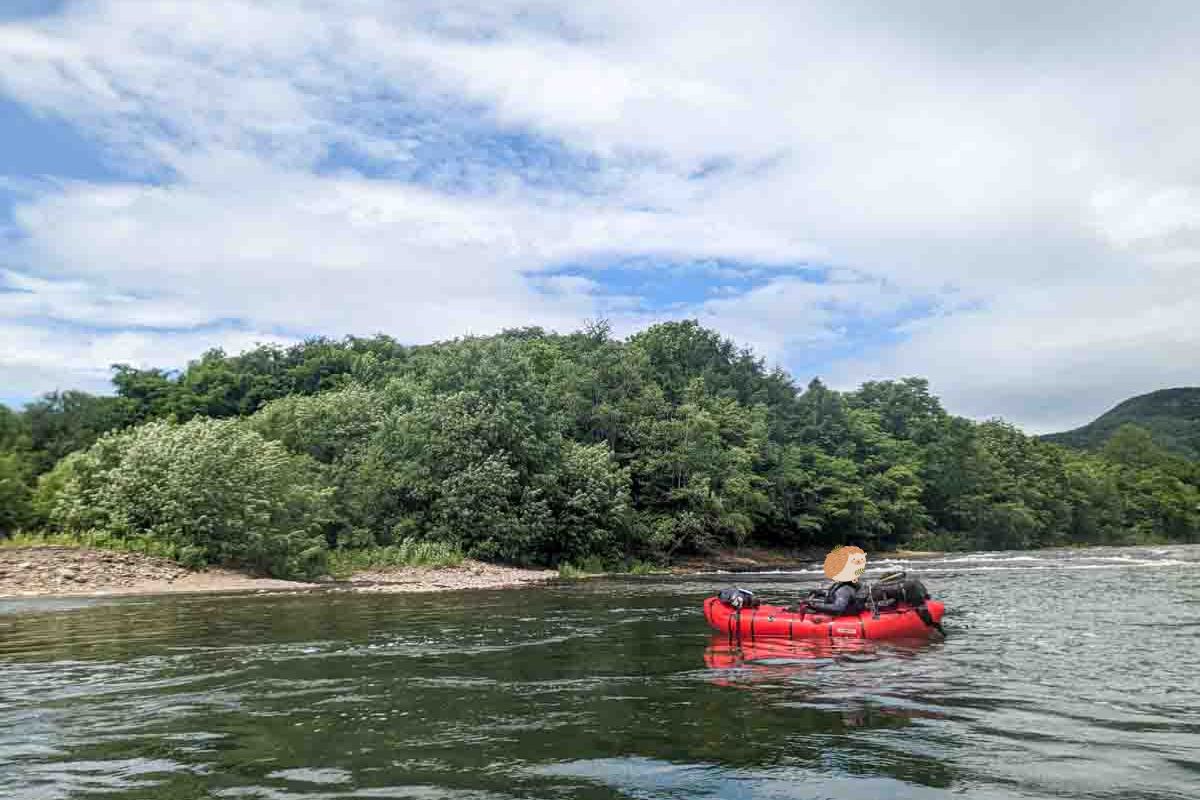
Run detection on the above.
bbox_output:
[1042,388,1200,461]
[2,321,1198,578]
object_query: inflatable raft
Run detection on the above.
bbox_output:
[703,579,945,640]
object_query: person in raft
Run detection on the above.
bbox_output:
[802,545,868,616]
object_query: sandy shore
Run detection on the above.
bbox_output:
[345,560,558,593]
[0,546,557,600]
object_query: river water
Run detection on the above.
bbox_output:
[1,545,1197,800]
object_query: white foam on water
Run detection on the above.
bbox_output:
[873,555,1051,568]
[727,557,1190,576]
[1090,555,1164,563]
[266,768,352,785]
[696,568,827,576]
[940,554,1043,563]
[932,560,1187,572]
[693,553,1190,577]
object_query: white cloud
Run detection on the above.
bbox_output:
[690,275,919,365]
[0,269,213,329]
[6,156,816,341]
[0,319,296,403]
[826,275,1200,433]
[0,1,1198,429]
[1089,182,1200,255]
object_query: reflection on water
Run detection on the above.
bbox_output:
[0,545,1197,799]
[703,634,935,673]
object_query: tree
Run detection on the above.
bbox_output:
[631,378,770,557]
[9,319,1199,563]
[22,390,135,474]
[848,378,947,444]
[111,364,177,422]
[0,404,30,452]
[536,440,633,565]
[0,452,32,535]
[1102,424,1167,470]
[38,418,332,578]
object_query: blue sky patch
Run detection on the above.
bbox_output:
[0,0,65,22]
[537,257,827,312]
[315,95,611,196]
[0,96,137,235]
[0,97,127,182]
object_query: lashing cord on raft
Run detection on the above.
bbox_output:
[863,570,903,620]
[914,602,946,637]
[866,581,880,620]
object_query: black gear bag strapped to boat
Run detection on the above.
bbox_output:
[717,586,760,609]
[859,573,946,637]
[858,576,930,606]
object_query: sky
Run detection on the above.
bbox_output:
[1,1,1198,433]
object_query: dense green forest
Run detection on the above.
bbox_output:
[2,321,1197,578]
[1041,387,1200,461]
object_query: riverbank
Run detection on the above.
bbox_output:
[0,546,557,599]
[0,544,949,600]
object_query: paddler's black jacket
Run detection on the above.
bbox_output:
[804,581,863,615]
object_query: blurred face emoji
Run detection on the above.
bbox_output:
[824,546,867,582]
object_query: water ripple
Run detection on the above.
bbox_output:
[0,544,1197,800]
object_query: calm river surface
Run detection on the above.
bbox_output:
[2,545,1198,800]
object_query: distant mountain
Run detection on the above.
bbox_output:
[1041,387,1200,460]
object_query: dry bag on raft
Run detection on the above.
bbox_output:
[859,576,930,606]
[717,587,760,609]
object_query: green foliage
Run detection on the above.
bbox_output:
[326,539,463,579]
[37,418,332,578]
[848,377,947,444]
[557,555,609,578]
[106,335,409,423]
[903,530,968,551]
[630,378,770,557]
[317,339,635,565]
[0,452,33,535]
[21,390,136,474]
[249,384,384,464]
[0,404,30,453]
[0,530,199,561]
[1042,387,1200,460]
[556,555,665,577]
[575,555,609,574]
[248,386,389,549]
[8,320,1200,567]
[1102,423,1170,469]
[538,440,632,565]
[557,563,589,579]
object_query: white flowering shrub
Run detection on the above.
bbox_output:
[37,418,333,579]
